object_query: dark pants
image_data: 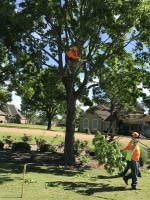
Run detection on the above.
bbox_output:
[122,160,141,177]
[123,161,130,175]
[125,160,139,187]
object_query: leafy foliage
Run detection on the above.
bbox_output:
[93,131,126,174]
[0,88,12,111]
[39,144,56,153]
[139,147,148,166]
[2,135,14,148]
[74,139,88,156]
[21,134,32,143]
[35,136,46,151]
[12,142,31,152]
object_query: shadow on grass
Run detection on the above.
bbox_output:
[0,161,87,185]
[27,164,87,177]
[0,162,86,174]
[97,174,120,179]
[0,162,23,174]
[0,150,88,176]
[45,180,126,197]
[0,150,105,186]
[0,174,14,184]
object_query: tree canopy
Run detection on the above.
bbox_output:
[18,67,66,130]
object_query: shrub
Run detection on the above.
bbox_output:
[3,135,14,148]
[12,142,31,152]
[80,154,90,164]
[0,141,4,149]
[74,139,88,156]
[140,147,148,166]
[35,137,46,151]
[21,134,32,143]
[39,144,56,153]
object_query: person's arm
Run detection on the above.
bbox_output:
[121,141,132,151]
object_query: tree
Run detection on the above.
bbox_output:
[0,0,20,83]
[0,0,21,106]
[0,87,11,111]
[142,95,150,114]
[17,67,66,130]
[2,0,150,165]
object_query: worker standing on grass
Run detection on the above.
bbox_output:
[119,134,141,177]
[121,132,141,190]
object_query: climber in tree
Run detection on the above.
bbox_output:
[66,46,81,61]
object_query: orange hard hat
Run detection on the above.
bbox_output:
[71,46,78,51]
[131,132,139,138]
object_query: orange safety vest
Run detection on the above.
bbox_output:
[66,49,79,60]
[122,140,140,161]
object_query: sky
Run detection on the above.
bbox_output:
[8,91,21,110]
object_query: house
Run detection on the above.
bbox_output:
[7,104,28,124]
[78,104,150,136]
[78,105,114,134]
[0,110,7,123]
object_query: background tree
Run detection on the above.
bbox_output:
[21,102,39,124]
[0,87,11,111]
[142,95,150,114]
[16,67,66,130]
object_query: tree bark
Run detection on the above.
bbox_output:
[62,73,76,165]
[46,111,52,130]
[47,118,51,130]
[64,95,76,165]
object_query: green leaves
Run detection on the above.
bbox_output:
[93,132,126,174]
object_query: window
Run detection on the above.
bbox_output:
[83,118,89,129]
[92,119,98,130]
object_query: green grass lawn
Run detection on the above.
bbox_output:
[0,122,77,132]
[0,133,65,146]
[0,122,66,132]
[0,123,65,144]
[0,123,91,146]
[0,124,150,199]
[0,162,150,200]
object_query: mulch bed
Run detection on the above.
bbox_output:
[0,145,99,169]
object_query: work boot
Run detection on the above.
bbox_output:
[131,185,137,190]
[123,176,128,185]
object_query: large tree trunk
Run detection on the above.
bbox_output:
[46,111,52,130]
[62,73,77,165]
[47,118,51,130]
[62,60,88,165]
[64,95,76,165]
